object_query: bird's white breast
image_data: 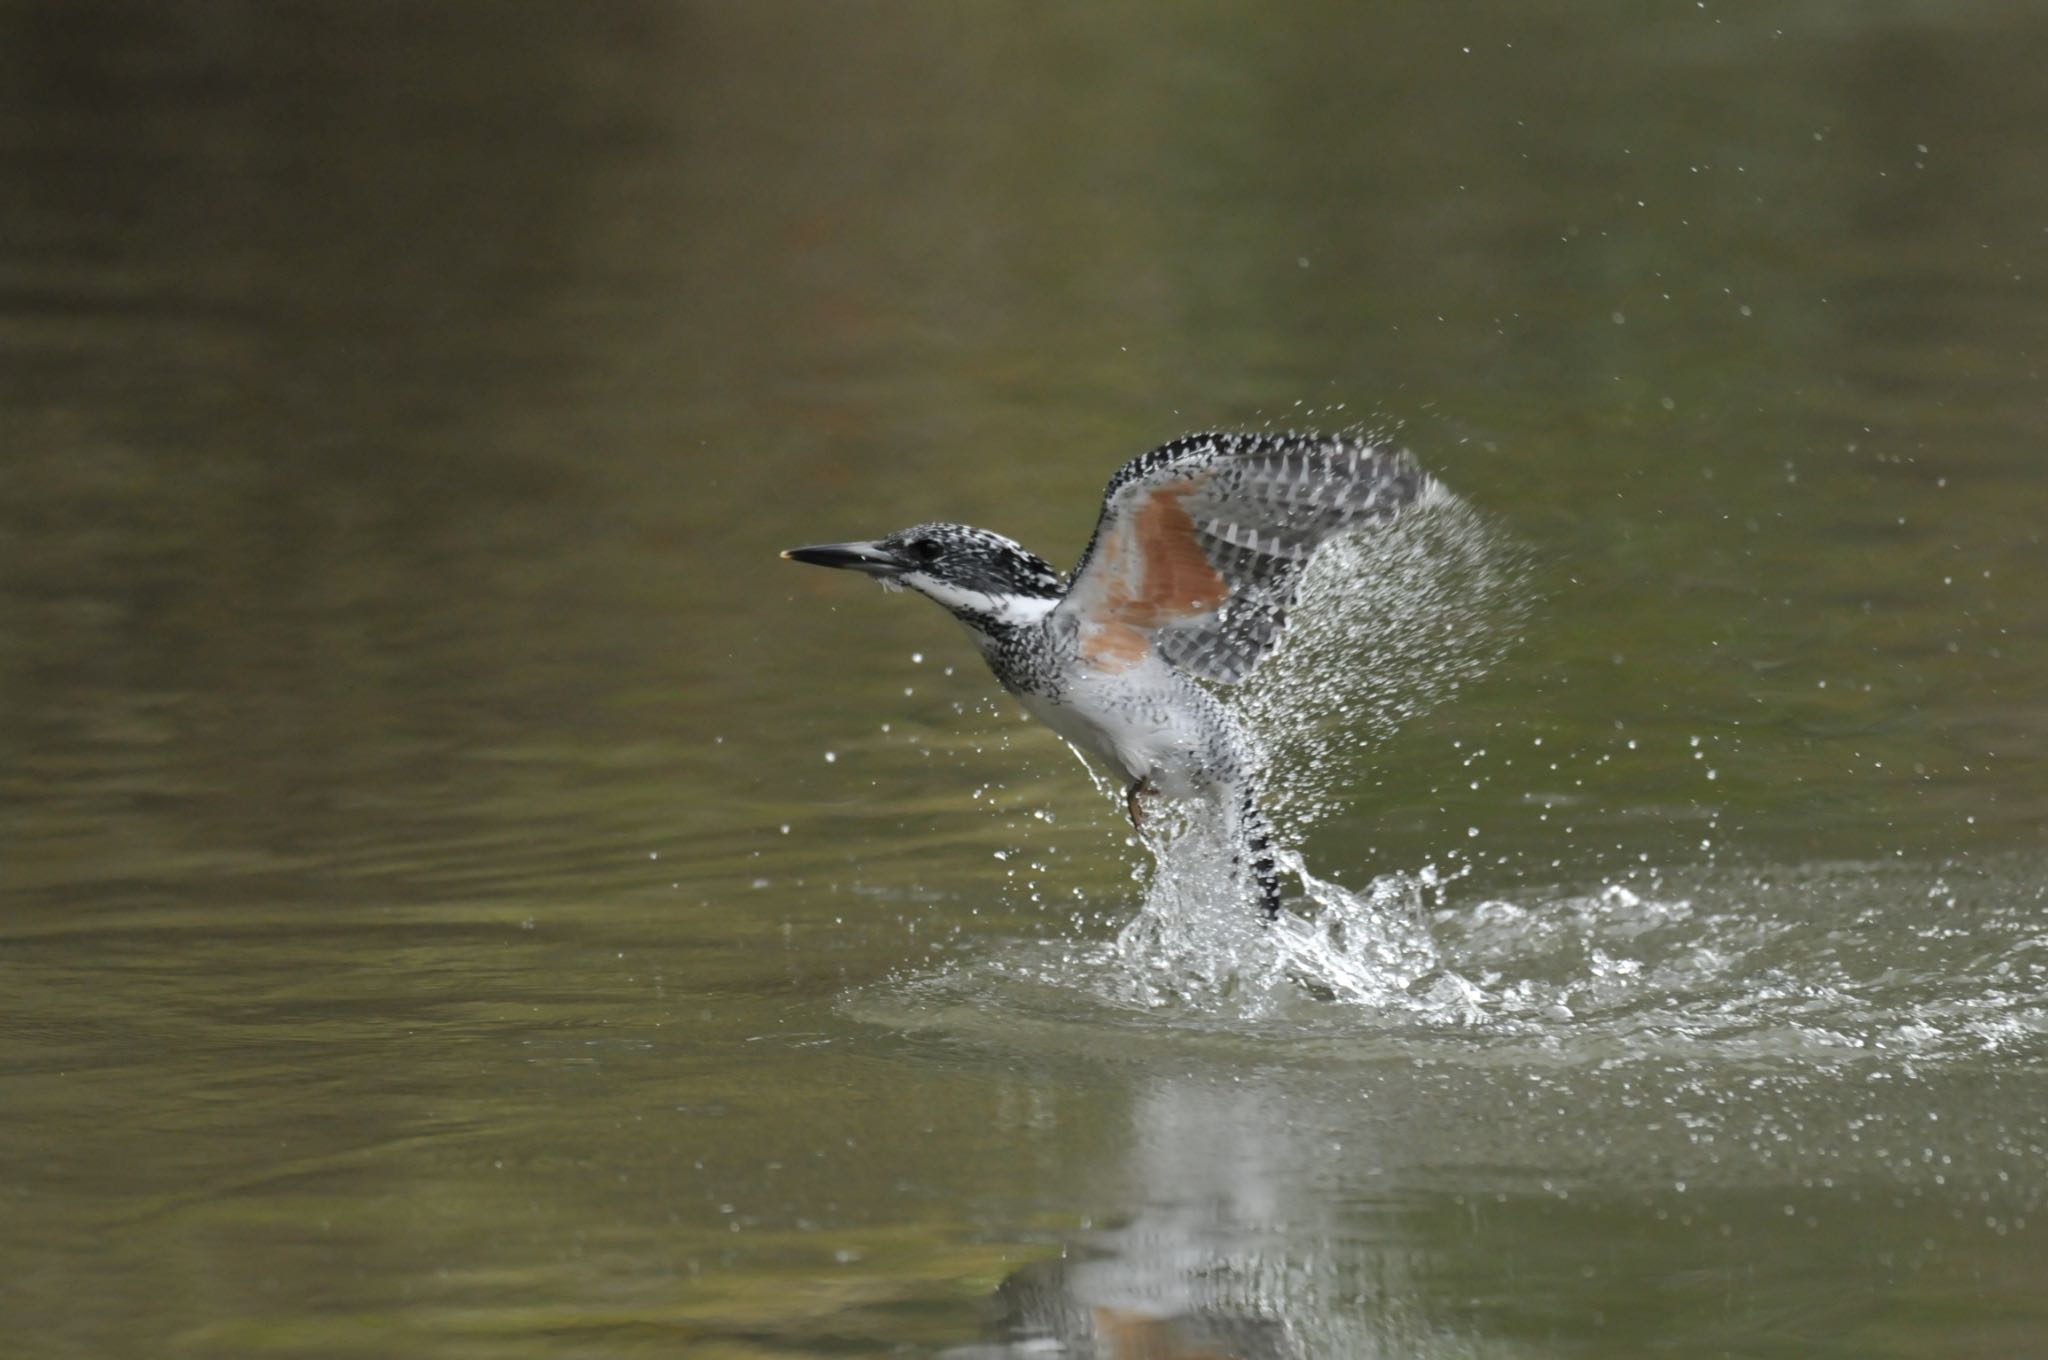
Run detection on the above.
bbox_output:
[1012,654,1214,800]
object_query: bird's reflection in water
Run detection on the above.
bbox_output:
[943,1076,1520,1360]
[961,1259,1294,1359]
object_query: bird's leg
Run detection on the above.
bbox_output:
[1124,778,1157,831]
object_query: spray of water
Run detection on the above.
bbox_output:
[1102,486,1532,1011]
[1237,483,1529,834]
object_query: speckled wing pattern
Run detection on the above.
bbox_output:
[1055,431,1431,683]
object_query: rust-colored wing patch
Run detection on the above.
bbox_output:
[1090,1307,1238,1360]
[1078,616,1153,671]
[1129,480,1231,622]
[1073,479,1229,673]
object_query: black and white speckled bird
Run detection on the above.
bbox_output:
[782,431,1434,920]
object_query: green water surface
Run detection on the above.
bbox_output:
[1,3,2043,1356]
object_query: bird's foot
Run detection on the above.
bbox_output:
[1124,778,1159,831]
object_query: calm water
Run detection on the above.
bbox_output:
[2,2,2045,1356]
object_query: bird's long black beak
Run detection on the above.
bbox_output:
[779,540,910,576]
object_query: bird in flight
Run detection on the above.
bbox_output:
[783,431,1433,919]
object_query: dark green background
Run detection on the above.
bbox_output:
[1,3,2042,1356]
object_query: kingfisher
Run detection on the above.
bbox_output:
[782,431,1432,919]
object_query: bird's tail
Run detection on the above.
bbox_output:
[1234,787,1284,921]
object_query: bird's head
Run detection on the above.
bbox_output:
[782,522,1064,631]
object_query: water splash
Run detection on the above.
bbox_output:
[1234,485,1529,835]
[1098,485,1528,1009]
[1103,818,1437,1012]
[851,858,2048,1071]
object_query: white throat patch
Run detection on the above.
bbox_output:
[905,574,1059,628]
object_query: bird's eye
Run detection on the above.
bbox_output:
[907,538,941,564]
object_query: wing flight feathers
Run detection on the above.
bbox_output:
[1056,431,1430,683]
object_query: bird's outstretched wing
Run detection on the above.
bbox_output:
[1054,431,1431,683]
